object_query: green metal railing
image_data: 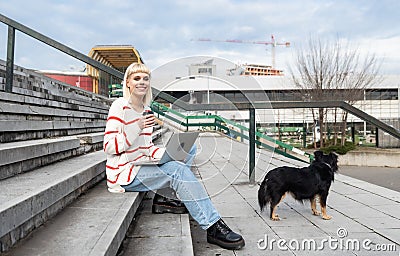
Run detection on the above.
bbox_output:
[150,101,314,165]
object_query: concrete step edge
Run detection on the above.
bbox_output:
[3,181,144,256]
[0,150,106,252]
[77,132,105,144]
[0,136,80,166]
[180,214,195,256]
[120,192,194,256]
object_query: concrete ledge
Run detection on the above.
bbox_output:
[78,132,105,153]
[0,90,109,114]
[0,62,111,143]
[0,137,80,166]
[152,127,169,142]
[2,181,144,256]
[121,193,194,256]
[90,188,144,256]
[0,137,82,180]
[0,126,169,180]
[180,214,195,256]
[339,148,400,167]
[0,127,105,143]
[0,120,106,132]
[0,61,112,112]
[0,150,106,252]
[0,101,108,120]
[78,132,104,145]
[76,125,168,147]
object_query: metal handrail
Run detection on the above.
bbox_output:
[0,13,180,108]
[0,14,123,88]
[151,101,313,162]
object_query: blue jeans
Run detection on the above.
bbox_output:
[122,145,221,229]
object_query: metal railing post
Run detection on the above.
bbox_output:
[249,108,256,183]
[5,26,15,93]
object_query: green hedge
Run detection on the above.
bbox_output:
[321,140,356,155]
[307,140,356,155]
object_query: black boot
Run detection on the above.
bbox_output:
[207,219,245,250]
[152,193,188,214]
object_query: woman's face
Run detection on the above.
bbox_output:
[126,72,150,98]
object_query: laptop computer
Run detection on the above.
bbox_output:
[133,131,199,165]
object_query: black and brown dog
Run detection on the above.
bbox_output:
[258,151,338,221]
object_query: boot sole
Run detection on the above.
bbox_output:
[207,236,245,250]
[152,204,188,214]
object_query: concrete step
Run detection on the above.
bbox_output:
[0,60,111,113]
[0,100,108,120]
[77,132,105,153]
[0,126,169,180]
[76,127,168,153]
[0,61,111,143]
[2,181,144,256]
[0,119,106,132]
[0,136,81,180]
[0,150,106,252]
[77,132,104,145]
[119,192,193,256]
[152,126,169,142]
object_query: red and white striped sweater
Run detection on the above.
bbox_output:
[103,98,164,193]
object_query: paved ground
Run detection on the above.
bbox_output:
[191,133,400,256]
[339,166,400,192]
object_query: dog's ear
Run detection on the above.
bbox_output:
[314,150,324,161]
[328,152,338,162]
[328,152,339,172]
[328,152,337,158]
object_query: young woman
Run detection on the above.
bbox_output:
[103,62,245,250]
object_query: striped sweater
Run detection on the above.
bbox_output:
[103,98,164,193]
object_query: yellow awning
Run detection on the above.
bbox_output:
[87,45,143,93]
[88,45,143,70]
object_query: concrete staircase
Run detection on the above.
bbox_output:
[0,62,190,255]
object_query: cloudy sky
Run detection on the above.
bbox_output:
[1,0,399,75]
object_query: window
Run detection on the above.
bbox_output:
[198,68,212,74]
[365,89,398,100]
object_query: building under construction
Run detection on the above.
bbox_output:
[241,64,284,76]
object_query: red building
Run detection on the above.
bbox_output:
[40,71,93,92]
[38,45,143,96]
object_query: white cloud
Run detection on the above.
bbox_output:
[0,0,399,75]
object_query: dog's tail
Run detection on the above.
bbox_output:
[258,179,270,211]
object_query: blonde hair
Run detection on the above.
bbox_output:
[122,62,153,105]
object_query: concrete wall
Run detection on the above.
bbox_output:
[339,149,400,167]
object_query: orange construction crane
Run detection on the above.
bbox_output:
[194,34,290,68]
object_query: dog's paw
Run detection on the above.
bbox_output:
[271,215,280,221]
[322,215,332,220]
[312,210,321,216]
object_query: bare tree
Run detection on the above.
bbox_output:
[289,36,381,148]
